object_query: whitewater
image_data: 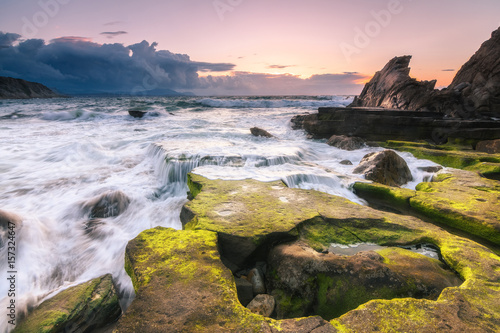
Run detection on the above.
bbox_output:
[0,95,441,332]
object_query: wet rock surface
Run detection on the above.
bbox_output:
[268,242,461,320]
[353,150,413,187]
[81,190,131,219]
[14,274,121,333]
[250,127,274,138]
[326,135,365,151]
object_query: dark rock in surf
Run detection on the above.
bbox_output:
[0,210,22,248]
[353,150,413,187]
[14,274,121,333]
[251,127,274,138]
[128,110,147,118]
[82,190,131,219]
[340,160,353,165]
[327,135,365,151]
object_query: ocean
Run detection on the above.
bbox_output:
[0,95,440,332]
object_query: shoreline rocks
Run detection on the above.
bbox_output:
[14,275,121,333]
[115,174,500,332]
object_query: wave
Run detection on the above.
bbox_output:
[196,96,354,109]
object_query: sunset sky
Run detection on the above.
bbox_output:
[0,0,499,95]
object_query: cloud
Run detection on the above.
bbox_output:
[104,21,123,26]
[268,65,294,69]
[0,34,236,94]
[100,31,128,39]
[193,71,368,96]
[0,32,367,95]
[0,32,21,48]
[442,69,455,72]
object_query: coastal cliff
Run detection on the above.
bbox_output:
[0,76,60,99]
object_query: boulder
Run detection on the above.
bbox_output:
[0,210,22,249]
[339,160,353,166]
[246,294,275,317]
[128,110,147,118]
[248,268,266,295]
[476,139,500,154]
[81,190,130,219]
[13,274,121,333]
[250,127,274,138]
[326,135,365,151]
[235,278,254,306]
[353,150,413,186]
[268,242,461,320]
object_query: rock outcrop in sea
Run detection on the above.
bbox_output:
[350,27,500,119]
[0,76,60,99]
[292,27,500,143]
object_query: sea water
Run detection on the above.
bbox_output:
[0,96,441,332]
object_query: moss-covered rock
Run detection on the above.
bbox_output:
[354,168,500,246]
[115,227,269,332]
[381,140,500,179]
[177,174,500,331]
[268,242,462,320]
[14,274,121,333]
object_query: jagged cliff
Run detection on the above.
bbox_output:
[350,27,500,119]
[0,76,60,99]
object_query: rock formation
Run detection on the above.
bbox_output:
[349,55,437,111]
[326,135,365,151]
[114,173,500,332]
[81,190,131,219]
[14,275,121,332]
[353,150,413,187]
[0,210,22,249]
[0,76,59,99]
[250,127,274,138]
[350,27,500,119]
[268,242,461,320]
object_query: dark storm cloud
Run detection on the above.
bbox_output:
[0,32,21,48]
[100,31,128,39]
[0,34,236,94]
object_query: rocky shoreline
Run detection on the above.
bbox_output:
[8,27,500,333]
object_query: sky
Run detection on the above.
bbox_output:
[0,0,499,96]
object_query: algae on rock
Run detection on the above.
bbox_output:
[13,274,121,333]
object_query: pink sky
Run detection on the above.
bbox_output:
[1,0,499,95]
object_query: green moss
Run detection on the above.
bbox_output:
[353,182,415,209]
[273,289,311,319]
[13,275,120,333]
[381,140,500,171]
[187,173,203,199]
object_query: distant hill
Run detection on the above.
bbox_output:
[0,77,60,99]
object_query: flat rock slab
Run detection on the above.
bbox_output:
[354,168,500,245]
